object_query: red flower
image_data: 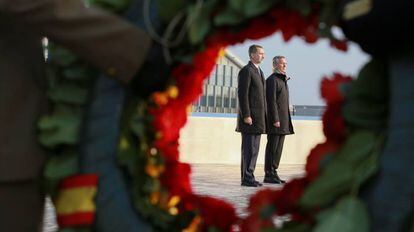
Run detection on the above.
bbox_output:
[330,39,348,52]
[303,14,320,44]
[322,103,347,142]
[192,195,238,232]
[320,73,353,142]
[320,73,353,104]
[240,214,274,232]
[275,178,308,215]
[154,140,180,162]
[305,141,340,181]
[303,27,318,43]
[206,30,236,47]
[241,16,279,41]
[151,102,187,143]
[248,188,281,216]
[160,161,192,197]
[173,46,220,106]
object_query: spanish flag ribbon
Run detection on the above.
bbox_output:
[55,174,98,228]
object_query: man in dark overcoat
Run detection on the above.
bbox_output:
[236,44,266,187]
[264,56,294,184]
[0,0,166,230]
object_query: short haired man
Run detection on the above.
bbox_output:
[264,56,294,184]
[236,45,266,187]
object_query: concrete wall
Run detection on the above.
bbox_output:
[179,116,325,165]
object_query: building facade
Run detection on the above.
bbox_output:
[192,50,325,117]
[192,50,244,113]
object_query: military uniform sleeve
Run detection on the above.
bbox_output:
[0,0,151,83]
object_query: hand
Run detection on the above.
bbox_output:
[129,42,171,98]
[273,121,280,128]
[244,117,253,125]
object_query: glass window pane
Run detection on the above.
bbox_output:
[208,65,217,85]
[215,86,222,107]
[223,87,230,107]
[207,85,215,107]
[231,87,237,108]
[216,65,224,86]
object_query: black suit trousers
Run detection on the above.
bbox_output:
[264,134,285,177]
[241,133,261,183]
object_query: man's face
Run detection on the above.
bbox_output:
[251,48,265,64]
[275,57,287,74]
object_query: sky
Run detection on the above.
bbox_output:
[227,32,371,106]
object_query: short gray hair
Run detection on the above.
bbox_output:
[272,56,285,72]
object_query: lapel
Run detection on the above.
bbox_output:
[248,61,265,86]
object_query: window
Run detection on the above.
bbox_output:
[208,66,217,85]
[199,96,206,106]
[230,88,237,108]
[231,67,238,87]
[216,65,224,86]
[223,87,230,107]
[215,86,222,107]
[224,66,232,87]
[207,85,215,107]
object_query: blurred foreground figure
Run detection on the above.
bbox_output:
[340,0,414,231]
[0,0,167,231]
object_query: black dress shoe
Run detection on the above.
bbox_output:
[254,180,263,186]
[274,175,286,184]
[263,177,282,184]
[241,181,260,187]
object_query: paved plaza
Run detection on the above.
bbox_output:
[43,164,305,231]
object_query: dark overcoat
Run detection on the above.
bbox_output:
[236,61,267,134]
[266,73,294,135]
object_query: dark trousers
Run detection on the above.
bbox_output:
[264,134,285,177]
[241,133,261,183]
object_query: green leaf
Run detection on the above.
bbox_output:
[62,65,93,81]
[44,151,78,180]
[38,113,81,147]
[300,131,382,208]
[352,149,379,186]
[156,0,187,20]
[188,9,211,44]
[48,84,88,105]
[314,196,369,232]
[43,150,79,197]
[87,0,130,12]
[49,47,77,67]
[351,134,383,186]
[300,161,353,208]
[214,8,244,26]
[343,59,389,130]
[286,0,312,16]
[335,131,377,163]
[260,204,276,219]
[276,221,310,232]
[242,0,275,17]
[229,0,245,13]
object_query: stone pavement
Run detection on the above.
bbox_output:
[43,164,304,231]
[190,164,305,218]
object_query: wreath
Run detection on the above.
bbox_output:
[38,0,399,231]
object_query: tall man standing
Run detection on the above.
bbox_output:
[236,45,266,187]
[264,56,294,184]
